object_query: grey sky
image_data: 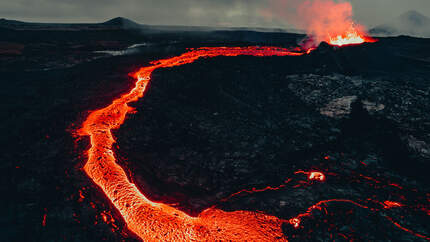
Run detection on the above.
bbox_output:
[1,0,429,28]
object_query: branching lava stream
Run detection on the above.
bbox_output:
[76,45,429,241]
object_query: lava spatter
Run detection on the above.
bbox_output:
[295,170,326,182]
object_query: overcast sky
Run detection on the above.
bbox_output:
[1,0,429,28]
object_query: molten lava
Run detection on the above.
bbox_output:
[383,201,403,209]
[76,44,430,241]
[295,170,325,182]
[287,199,370,229]
[328,25,376,47]
[308,171,325,181]
[78,46,307,241]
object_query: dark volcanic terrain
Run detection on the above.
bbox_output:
[1,18,430,241]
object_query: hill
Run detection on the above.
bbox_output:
[101,17,142,29]
[370,10,430,38]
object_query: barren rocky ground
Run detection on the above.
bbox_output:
[1,20,429,241]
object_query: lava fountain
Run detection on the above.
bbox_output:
[298,0,377,47]
[326,24,376,47]
[265,0,377,48]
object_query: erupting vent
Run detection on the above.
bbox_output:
[328,25,377,47]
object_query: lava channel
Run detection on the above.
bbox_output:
[77,46,307,241]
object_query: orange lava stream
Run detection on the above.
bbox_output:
[287,199,371,228]
[219,178,293,203]
[78,46,306,241]
[286,199,430,240]
[384,216,430,240]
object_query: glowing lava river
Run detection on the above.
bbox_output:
[77,46,306,241]
[76,46,430,241]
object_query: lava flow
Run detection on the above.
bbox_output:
[77,46,307,241]
[75,44,430,241]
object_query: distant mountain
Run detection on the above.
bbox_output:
[101,17,142,29]
[370,10,430,38]
[0,17,301,34]
[0,17,144,30]
[0,18,25,25]
[0,18,35,28]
